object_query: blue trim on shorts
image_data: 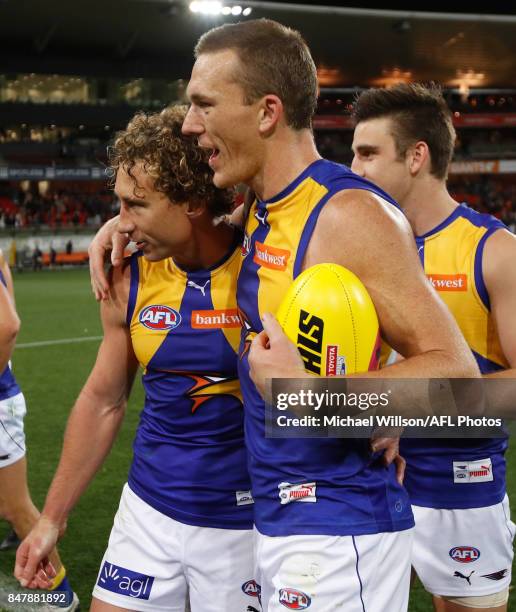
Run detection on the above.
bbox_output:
[352,536,366,612]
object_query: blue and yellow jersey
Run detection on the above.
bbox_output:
[0,268,20,402]
[126,237,253,529]
[401,203,508,509]
[237,158,414,536]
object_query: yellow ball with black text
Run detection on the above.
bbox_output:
[276,263,381,376]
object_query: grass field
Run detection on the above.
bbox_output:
[0,267,514,611]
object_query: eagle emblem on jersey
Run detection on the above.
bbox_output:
[238,308,258,359]
[162,371,242,413]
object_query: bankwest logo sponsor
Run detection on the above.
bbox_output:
[453,458,493,484]
[191,309,241,329]
[427,273,467,292]
[253,241,290,271]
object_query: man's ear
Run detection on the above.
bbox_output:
[184,200,205,218]
[258,95,283,136]
[408,141,430,175]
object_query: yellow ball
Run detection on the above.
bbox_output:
[276,263,381,376]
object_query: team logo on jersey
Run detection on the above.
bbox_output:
[453,458,493,483]
[238,308,258,359]
[449,546,481,563]
[278,588,311,609]
[427,273,467,292]
[481,569,508,581]
[161,371,242,413]
[253,241,290,271]
[242,579,261,598]
[139,305,181,331]
[453,570,474,585]
[97,561,154,600]
[278,482,317,505]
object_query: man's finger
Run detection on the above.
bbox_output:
[251,330,270,351]
[111,232,128,267]
[394,455,406,485]
[260,312,285,344]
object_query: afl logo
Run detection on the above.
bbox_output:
[279,588,311,609]
[241,233,251,257]
[242,580,260,598]
[449,546,480,563]
[139,305,181,331]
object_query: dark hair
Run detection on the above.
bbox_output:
[195,19,318,131]
[108,105,234,217]
[352,83,456,179]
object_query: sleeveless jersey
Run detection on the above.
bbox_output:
[0,268,20,401]
[126,239,253,529]
[237,158,414,536]
[400,203,508,509]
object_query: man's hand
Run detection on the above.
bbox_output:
[370,435,405,485]
[88,215,128,301]
[14,516,62,589]
[249,313,308,400]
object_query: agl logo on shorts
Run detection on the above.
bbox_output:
[139,305,181,331]
[97,561,154,600]
[279,588,311,609]
[449,546,481,563]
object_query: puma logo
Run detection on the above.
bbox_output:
[187,279,210,296]
[454,570,474,585]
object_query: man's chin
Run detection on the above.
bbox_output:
[213,172,237,190]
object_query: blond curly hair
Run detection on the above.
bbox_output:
[108,105,234,217]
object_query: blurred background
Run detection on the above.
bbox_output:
[0,0,515,610]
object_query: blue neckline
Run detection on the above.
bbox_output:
[416,204,464,240]
[258,158,326,206]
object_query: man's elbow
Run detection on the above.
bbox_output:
[447,347,480,378]
[0,314,20,344]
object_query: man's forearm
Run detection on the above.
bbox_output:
[41,388,126,528]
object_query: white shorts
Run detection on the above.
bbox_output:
[412,496,515,597]
[255,528,413,612]
[0,393,26,468]
[93,484,257,612]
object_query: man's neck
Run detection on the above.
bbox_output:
[401,177,458,237]
[250,129,320,201]
[173,217,236,271]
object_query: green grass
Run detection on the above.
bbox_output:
[0,269,143,610]
[0,268,514,610]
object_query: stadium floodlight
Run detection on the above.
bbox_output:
[189,2,253,18]
[189,1,223,14]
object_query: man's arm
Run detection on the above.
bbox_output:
[0,249,19,372]
[483,228,516,377]
[14,263,138,587]
[250,190,479,394]
[0,249,15,303]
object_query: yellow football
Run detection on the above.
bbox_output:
[276,263,381,376]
